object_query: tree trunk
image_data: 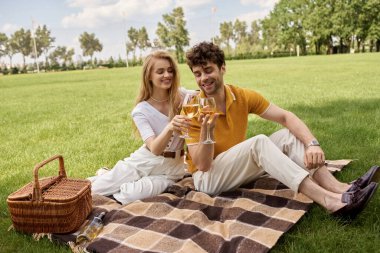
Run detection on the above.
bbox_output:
[225,41,230,56]
[327,37,333,54]
[175,45,181,63]
[369,40,374,52]
[376,39,380,52]
[350,34,355,51]
[315,42,318,54]
[8,55,13,68]
[45,53,49,69]
[302,43,307,55]
[315,41,321,55]
[357,38,361,52]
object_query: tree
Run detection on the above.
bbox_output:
[11,28,32,67]
[357,0,380,52]
[269,0,308,55]
[330,0,354,53]
[152,38,165,50]
[303,0,334,54]
[366,0,380,51]
[233,19,249,56]
[127,27,139,60]
[156,7,189,62]
[79,32,103,66]
[211,36,223,47]
[34,25,55,67]
[0,33,7,59]
[63,47,75,64]
[138,27,151,58]
[156,22,170,48]
[249,20,262,47]
[48,51,60,69]
[50,46,75,66]
[219,21,234,55]
[233,19,247,46]
[125,41,134,65]
[3,34,17,68]
[261,15,280,54]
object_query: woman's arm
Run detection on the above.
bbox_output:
[145,115,188,155]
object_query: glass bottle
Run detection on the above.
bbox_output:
[76,212,106,244]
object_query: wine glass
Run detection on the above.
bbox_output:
[180,93,199,138]
[199,97,216,144]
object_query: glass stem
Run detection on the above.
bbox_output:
[207,124,211,141]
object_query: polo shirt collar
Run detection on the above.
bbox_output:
[199,84,236,115]
[225,84,236,112]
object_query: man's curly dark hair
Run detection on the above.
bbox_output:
[186,42,225,70]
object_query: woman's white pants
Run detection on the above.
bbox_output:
[88,146,185,204]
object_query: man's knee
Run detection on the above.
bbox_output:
[270,128,290,141]
[249,134,273,154]
[252,134,271,144]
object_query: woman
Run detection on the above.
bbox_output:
[89,51,190,204]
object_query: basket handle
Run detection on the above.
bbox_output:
[32,154,67,201]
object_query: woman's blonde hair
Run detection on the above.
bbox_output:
[135,50,181,119]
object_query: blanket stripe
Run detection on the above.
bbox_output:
[52,160,351,253]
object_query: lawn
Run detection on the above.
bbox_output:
[1,53,379,252]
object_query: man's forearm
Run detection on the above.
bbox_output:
[283,111,317,146]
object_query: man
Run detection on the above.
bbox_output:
[183,42,378,218]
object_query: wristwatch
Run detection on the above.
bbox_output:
[306,139,320,148]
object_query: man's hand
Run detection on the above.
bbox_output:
[187,112,219,172]
[304,146,325,169]
[199,113,218,129]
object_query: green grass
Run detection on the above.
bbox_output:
[1,53,380,252]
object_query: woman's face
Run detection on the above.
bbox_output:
[150,58,174,91]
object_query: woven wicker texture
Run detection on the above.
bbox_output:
[7,155,92,234]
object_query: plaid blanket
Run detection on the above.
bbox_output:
[52,160,351,253]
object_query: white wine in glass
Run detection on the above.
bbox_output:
[199,97,216,144]
[180,94,199,138]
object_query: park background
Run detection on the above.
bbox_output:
[1,0,379,72]
[1,0,380,252]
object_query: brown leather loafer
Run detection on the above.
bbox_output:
[332,182,378,219]
[346,165,380,192]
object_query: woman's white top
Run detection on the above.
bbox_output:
[131,88,192,152]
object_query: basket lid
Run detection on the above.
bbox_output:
[41,178,91,202]
[7,176,60,201]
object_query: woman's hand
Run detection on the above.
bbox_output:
[168,115,190,134]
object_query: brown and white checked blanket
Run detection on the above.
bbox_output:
[52,160,351,253]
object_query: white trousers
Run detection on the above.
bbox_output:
[88,146,185,204]
[193,129,310,195]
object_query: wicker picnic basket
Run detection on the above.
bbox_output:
[7,155,92,234]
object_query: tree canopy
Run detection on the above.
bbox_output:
[156,7,189,62]
[79,32,103,65]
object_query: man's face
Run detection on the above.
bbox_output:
[191,61,225,96]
